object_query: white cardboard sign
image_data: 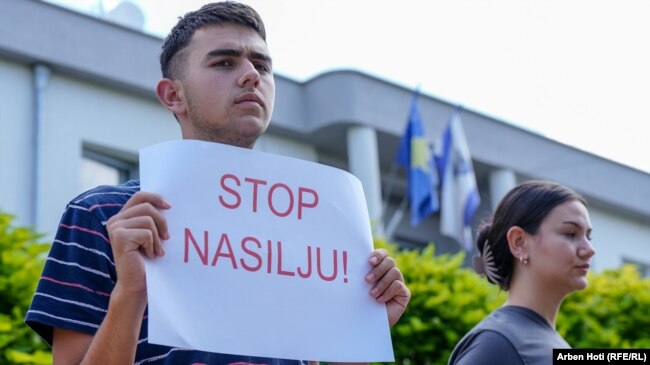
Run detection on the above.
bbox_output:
[140,140,394,362]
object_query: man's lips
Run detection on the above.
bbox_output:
[235,93,264,107]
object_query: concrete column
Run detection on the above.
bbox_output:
[488,169,517,211]
[32,64,51,229]
[347,125,384,237]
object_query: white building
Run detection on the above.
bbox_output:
[1,0,649,272]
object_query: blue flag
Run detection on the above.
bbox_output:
[396,91,440,225]
[435,110,481,251]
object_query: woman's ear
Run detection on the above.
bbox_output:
[506,226,528,259]
[156,78,186,116]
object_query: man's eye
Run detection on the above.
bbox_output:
[255,63,270,72]
[214,60,233,67]
[565,232,576,238]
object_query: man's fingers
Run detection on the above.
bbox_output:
[385,280,411,326]
[108,197,170,242]
[108,210,167,258]
[368,248,389,266]
[366,249,411,326]
[109,221,160,257]
[366,253,396,284]
[369,266,404,299]
[376,277,409,304]
[123,191,171,211]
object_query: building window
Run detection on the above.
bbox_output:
[80,149,138,193]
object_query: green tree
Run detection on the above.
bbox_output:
[0,212,51,364]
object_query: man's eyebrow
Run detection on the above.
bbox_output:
[206,48,241,59]
[250,51,272,65]
[205,48,272,65]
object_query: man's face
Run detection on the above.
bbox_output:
[176,24,275,148]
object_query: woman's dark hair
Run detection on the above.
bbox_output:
[476,180,586,290]
[160,1,267,79]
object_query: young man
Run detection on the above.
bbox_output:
[25,2,410,364]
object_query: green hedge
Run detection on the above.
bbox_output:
[0,213,51,364]
[559,264,650,348]
[377,238,650,364]
[375,238,506,364]
[2,214,649,364]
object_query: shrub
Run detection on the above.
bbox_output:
[0,212,51,364]
[559,264,650,348]
[375,238,506,365]
[377,238,650,364]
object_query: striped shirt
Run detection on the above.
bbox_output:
[26,181,306,365]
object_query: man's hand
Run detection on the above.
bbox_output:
[106,191,171,297]
[53,192,171,365]
[365,248,411,327]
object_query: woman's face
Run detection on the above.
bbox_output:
[527,200,596,296]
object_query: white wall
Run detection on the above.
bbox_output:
[254,133,318,162]
[0,59,33,227]
[34,69,178,239]
[589,206,650,271]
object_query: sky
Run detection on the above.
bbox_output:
[47,0,650,174]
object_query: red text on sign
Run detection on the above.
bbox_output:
[217,174,319,220]
[183,228,348,283]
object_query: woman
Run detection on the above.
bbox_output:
[448,180,596,365]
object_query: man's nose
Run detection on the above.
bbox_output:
[238,61,260,87]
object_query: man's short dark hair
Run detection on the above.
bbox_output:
[160,1,267,79]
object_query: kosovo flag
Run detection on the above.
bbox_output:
[396,90,440,225]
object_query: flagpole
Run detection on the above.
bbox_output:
[380,162,399,222]
[385,195,408,241]
[381,159,411,242]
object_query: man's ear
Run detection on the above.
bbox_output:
[156,78,186,116]
[506,226,528,258]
